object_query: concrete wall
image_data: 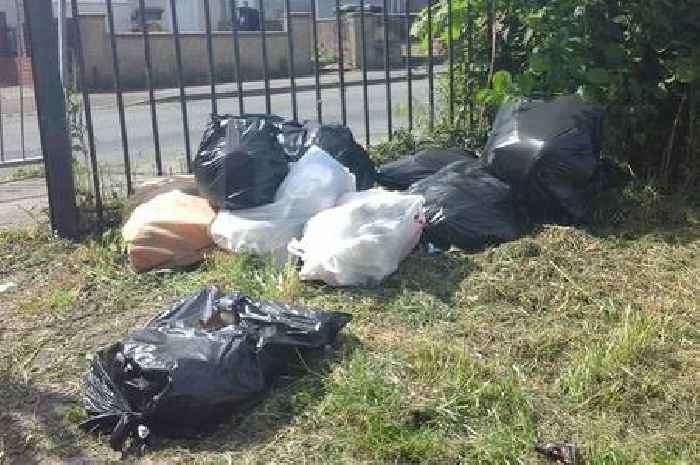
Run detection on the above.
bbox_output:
[317,13,404,69]
[0,0,19,28]
[314,0,430,18]
[316,18,339,58]
[78,12,313,90]
[51,0,132,32]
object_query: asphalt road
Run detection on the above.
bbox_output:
[0,77,432,178]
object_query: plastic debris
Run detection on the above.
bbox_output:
[80,287,351,454]
[535,442,583,465]
[0,282,18,293]
[289,189,425,286]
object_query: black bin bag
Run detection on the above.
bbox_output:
[193,114,290,210]
[376,147,479,190]
[482,95,606,222]
[80,287,351,454]
[306,124,376,190]
[409,161,521,251]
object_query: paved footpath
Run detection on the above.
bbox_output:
[0,178,49,229]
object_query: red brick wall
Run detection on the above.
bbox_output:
[0,57,33,87]
[0,57,18,85]
[15,56,32,86]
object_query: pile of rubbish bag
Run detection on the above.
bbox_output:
[104,96,623,453]
[123,114,418,286]
[80,287,351,454]
[377,95,619,250]
[122,96,621,282]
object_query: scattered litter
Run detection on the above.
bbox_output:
[193,114,289,210]
[289,189,425,286]
[535,442,583,465]
[376,147,478,190]
[409,162,521,251]
[210,146,356,261]
[305,124,376,190]
[122,190,215,273]
[482,95,610,222]
[80,287,351,455]
[0,282,18,293]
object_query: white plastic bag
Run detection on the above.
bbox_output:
[210,146,356,260]
[288,189,425,286]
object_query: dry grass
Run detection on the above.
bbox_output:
[0,183,698,465]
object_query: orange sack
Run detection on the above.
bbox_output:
[122,190,215,272]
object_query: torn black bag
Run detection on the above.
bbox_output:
[79,287,351,453]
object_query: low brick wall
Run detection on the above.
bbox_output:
[16,56,32,86]
[0,56,32,86]
[0,57,17,84]
[77,13,314,91]
[315,14,407,69]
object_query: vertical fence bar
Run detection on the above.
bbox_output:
[335,0,346,125]
[405,0,413,131]
[285,0,298,120]
[0,86,4,161]
[383,0,392,139]
[467,1,474,130]
[260,0,271,113]
[19,68,25,159]
[487,0,495,88]
[230,0,245,115]
[106,0,133,194]
[70,0,103,221]
[139,0,162,175]
[447,0,454,123]
[23,0,78,238]
[169,0,192,172]
[427,0,434,130]
[360,0,370,146]
[310,0,322,123]
[58,0,64,84]
[14,0,25,160]
[204,0,218,115]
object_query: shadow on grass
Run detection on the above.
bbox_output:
[0,376,88,464]
[140,334,362,458]
[583,187,700,245]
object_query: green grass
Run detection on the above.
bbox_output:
[0,182,697,464]
[0,164,46,182]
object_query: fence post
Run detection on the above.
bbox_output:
[23,0,79,239]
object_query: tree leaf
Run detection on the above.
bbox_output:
[530,54,548,73]
[585,68,610,85]
[492,70,513,93]
[671,57,698,83]
[476,88,492,104]
[604,44,627,65]
[517,73,537,95]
